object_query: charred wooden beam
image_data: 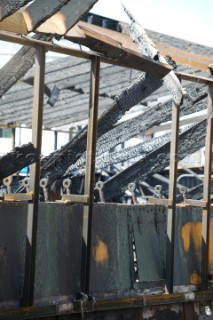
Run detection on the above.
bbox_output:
[69,83,207,171]
[102,120,207,201]
[0,143,38,179]
[122,3,182,105]
[0,0,98,34]
[36,0,98,35]
[95,131,171,169]
[0,0,31,21]
[42,73,163,185]
[0,34,52,98]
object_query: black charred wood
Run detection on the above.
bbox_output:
[0,34,52,98]
[70,83,207,170]
[0,143,38,179]
[42,73,163,185]
[102,120,207,202]
[0,0,32,20]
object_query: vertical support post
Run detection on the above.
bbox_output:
[166,101,180,293]
[22,45,46,306]
[201,83,213,289]
[54,130,58,150]
[81,56,100,294]
[11,127,16,148]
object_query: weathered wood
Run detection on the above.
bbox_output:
[123,3,182,105]
[67,21,213,72]
[66,21,171,78]
[102,120,207,201]
[0,143,38,179]
[22,0,72,31]
[0,0,31,21]
[37,0,98,35]
[0,34,52,98]
[0,0,98,34]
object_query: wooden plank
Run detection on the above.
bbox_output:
[0,30,171,77]
[0,0,72,33]
[66,20,142,53]
[67,21,213,73]
[70,23,171,78]
[0,11,28,33]
[0,0,98,35]
[0,0,32,21]
[22,0,74,31]
[37,0,98,35]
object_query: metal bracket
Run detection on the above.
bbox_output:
[40,178,48,201]
[95,181,105,202]
[3,176,13,194]
[128,183,138,204]
[63,178,71,195]
[61,179,89,204]
[3,176,33,201]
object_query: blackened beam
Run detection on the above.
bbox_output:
[0,0,32,21]
[95,132,171,169]
[0,142,38,179]
[0,0,98,35]
[102,119,207,202]
[122,3,182,105]
[0,34,52,98]
[68,83,207,172]
[42,73,164,186]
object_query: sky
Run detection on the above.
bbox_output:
[91,0,213,47]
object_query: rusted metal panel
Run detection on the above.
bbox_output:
[174,206,213,287]
[0,202,28,308]
[1,202,213,311]
[0,203,83,308]
[130,205,166,283]
[34,203,83,303]
[90,204,131,293]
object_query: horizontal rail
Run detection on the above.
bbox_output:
[61,194,89,204]
[177,71,213,84]
[0,31,171,76]
[1,290,213,319]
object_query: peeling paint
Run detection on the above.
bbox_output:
[190,272,201,285]
[94,238,109,264]
[181,219,213,274]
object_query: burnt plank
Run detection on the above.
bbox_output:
[70,84,207,171]
[0,34,52,98]
[0,0,98,34]
[0,143,38,179]
[41,73,163,184]
[37,0,99,35]
[21,0,73,31]
[102,120,207,201]
[0,0,31,21]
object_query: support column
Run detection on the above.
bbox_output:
[22,45,46,306]
[201,83,213,289]
[166,101,180,293]
[81,56,100,294]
